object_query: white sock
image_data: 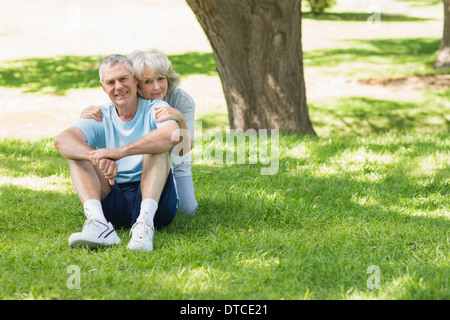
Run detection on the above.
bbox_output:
[139,198,158,225]
[83,199,107,223]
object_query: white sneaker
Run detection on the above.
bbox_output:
[69,219,121,249]
[127,220,154,251]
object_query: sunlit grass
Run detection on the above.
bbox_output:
[0,6,449,299]
[302,11,434,22]
[308,91,450,137]
[0,123,448,299]
[0,52,216,95]
[304,38,449,79]
[0,37,448,95]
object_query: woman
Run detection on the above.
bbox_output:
[82,50,198,216]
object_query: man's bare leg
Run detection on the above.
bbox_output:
[68,159,112,203]
[127,152,170,251]
[141,152,170,199]
[138,153,171,221]
[67,159,120,248]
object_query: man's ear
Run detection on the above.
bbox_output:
[100,81,107,93]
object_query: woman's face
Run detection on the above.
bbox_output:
[138,65,168,100]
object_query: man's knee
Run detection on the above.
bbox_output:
[142,153,170,172]
[68,159,111,201]
[143,152,170,162]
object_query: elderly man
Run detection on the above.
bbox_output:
[54,54,181,251]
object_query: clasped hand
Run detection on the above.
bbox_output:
[90,149,121,185]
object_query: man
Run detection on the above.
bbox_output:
[54,54,181,251]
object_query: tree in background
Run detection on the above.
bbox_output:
[186,0,316,135]
[436,0,450,69]
[308,0,337,15]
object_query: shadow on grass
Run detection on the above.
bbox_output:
[309,96,450,138]
[397,0,442,7]
[307,132,449,165]
[304,37,442,76]
[0,55,103,95]
[195,112,230,132]
[0,131,448,299]
[0,52,216,95]
[302,11,434,22]
[169,52,217,77]
[196,93,449,139]
[184,146,449,298]
[0,138,66,178]
[0,184,81,235]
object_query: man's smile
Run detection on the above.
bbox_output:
[116,91,128,98]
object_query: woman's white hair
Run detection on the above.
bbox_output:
[128,50,180,95]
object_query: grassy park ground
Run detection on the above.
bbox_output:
[0,0,449,300]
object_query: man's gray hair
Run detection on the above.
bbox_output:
[99,54,135,84]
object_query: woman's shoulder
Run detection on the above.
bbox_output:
[166,88,195,109]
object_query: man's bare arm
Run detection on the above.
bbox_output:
[90,121,181,165]
[54,127,93,161]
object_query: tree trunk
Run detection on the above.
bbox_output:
[436,0,450,69]
[186,0,316,135]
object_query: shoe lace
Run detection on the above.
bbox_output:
[82,218,96,230]
[82,218,109,233]
[132,221,153,239]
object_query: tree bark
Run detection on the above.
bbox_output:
[186,0,316,135]
[436,0,450,69]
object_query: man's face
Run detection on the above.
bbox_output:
[100,62,138,108]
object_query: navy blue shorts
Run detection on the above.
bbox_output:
[101,170,178,229]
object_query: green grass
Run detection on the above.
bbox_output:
[0,4,449,300]
[309,91,450,137]
[0,86,448,299]
[0,52,216,95]
[0,37,446,96]
[0,55,102,95]
[304,37,448,79]
[302,11,434,22]
[398,0,442,7]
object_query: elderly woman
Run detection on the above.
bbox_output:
[82,50,198,216]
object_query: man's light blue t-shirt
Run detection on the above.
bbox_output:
[73,97,174,184]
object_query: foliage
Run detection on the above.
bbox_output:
[307,0,337,15]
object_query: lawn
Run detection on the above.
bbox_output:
[0,3,449,301]
[0,91,448,300]
[0,52,216,95]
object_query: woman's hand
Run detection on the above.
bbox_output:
[155,106,184,124]
[81,105,102,122]
[155,106,193,156]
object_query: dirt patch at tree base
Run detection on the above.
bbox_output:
[358,74,450,90]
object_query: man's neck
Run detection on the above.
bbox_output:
[115,96,139,122]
